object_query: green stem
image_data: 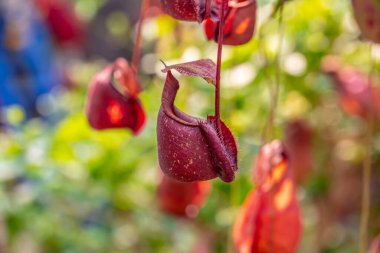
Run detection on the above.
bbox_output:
[265,0,284,143]
[359,43,375,253]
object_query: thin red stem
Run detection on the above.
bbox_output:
[264,0,284,143]
[215,0,226,132]
[131,0,150,74]
[205,0,212,19]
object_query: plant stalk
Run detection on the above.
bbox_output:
[359,43,375,253]
[266,0,284,142]
[205,0,212,19]
[215,0,226,133]
[131,0,150,74]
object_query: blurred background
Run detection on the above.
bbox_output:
[0,0,380,252]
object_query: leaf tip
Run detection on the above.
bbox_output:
[160,59,168,73]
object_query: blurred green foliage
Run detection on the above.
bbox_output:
[1,0,380,252]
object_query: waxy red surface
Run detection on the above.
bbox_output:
[284,119,313,185]
[157,174,211,218]
[157,60,238,183]
[160,0,256,45]
[322,56,380,121]
[160,0,207,22]
[86,58,146,134]
[35,0,85,48]
[204,0,257,45]
[233,141,302,253]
